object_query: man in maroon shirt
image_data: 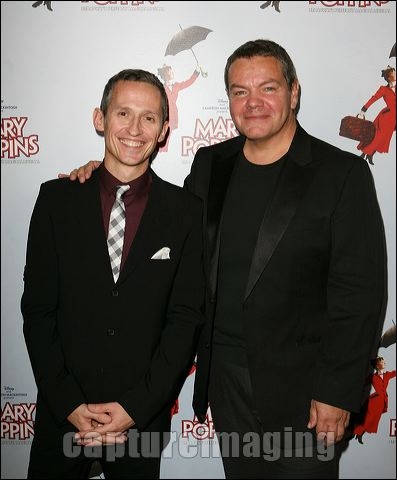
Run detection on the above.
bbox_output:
[21,69,205,479]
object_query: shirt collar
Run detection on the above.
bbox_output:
[99,163,151,198]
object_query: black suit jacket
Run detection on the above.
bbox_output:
[21,169,205,432]
[185,124,387,431]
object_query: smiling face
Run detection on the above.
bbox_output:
[94,80,169,181]
[227,56,299,143]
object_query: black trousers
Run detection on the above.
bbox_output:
[28,400,169,479]
[208,356,342,479]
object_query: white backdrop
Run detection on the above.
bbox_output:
[1,1,396,479]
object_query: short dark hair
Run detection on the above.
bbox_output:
[381,66,395,82]
[371,356,384,369]
[224,39,298,93]
[100,69,169,123]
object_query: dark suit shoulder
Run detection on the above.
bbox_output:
[152,173,202,211]
[293,126,376,198]
[195,135,244,159]
[304,135,379,207]
[39,172,98,197]
[40,175,95,192]
[40,177,67,191]
[310,135,367,170]
[185,135,244,195]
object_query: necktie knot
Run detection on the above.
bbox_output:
[116,184,130,200]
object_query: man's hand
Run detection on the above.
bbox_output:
[307,399,350,445]
[67,403,112,432]
[75,429,128,446]
[58,160,101,183]
[76,402,134,446]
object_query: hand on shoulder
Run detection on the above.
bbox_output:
[58,160,102,183]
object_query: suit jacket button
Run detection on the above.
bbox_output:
[111,289,119,297]
[107,328,115,336]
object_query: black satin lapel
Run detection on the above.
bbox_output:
[244,160,314,301]
[207,152,238,297]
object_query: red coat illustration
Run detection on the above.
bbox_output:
[165,71,199,131]
[159,67,200,152]
[357,85,396,156]
[353,370,396,435]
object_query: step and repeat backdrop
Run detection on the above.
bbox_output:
[1,1,396,478]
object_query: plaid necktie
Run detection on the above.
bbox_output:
[107,185,130,282]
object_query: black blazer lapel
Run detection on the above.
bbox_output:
[244,127,314,301]
[74,170,169,286]
[207,150,239,297]
[117,172,167,284]
[73,172,113,280]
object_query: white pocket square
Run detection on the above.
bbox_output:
[151,247,171,260]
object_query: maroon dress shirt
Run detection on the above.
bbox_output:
[99,164,152,272]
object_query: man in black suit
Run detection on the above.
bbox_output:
[21,69,205,478]
[66,40,387,479]
[186,39,387,479]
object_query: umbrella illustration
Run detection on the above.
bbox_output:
[165,25,213,77]
[379,323,396,348]
[389,42,396,58]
